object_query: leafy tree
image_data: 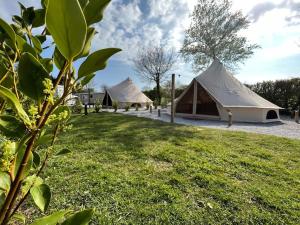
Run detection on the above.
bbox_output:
[247,78,300,114]
[0,0,120,224]
[181,0,260,71]
[133,45,177,104]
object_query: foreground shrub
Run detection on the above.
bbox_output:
[0,0,121,224]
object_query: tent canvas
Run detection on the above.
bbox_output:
[103,78,152,108]
[176,60,282,123]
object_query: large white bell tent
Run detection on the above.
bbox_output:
[103,78,152,108]
[175,60,282,123]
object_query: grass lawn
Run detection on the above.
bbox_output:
[38,112,299,224]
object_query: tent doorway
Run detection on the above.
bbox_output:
[176,83,194,114]
[176,80,220,117]
[103,92,112,107]
[131,103,141,107]
[196,83,219,116]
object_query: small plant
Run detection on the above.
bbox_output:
[95,99,102,113]
[125,103,130,112]
[146,102,150,110]
[112,101,119,112]
[72,98,83,114]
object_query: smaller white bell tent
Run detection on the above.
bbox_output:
[175,60,282,123]
[103,78,152,108]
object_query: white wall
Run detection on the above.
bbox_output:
[218,105,280,123]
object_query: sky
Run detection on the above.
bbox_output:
[0,0,300,91]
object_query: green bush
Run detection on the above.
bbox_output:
[125,103,130,112]
[95,99,102,113]
[72,98,83,114]
[112,101,119,112]
[161,97,168,108]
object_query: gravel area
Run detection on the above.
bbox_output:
[105,109,300,140]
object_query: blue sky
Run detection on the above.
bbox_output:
[1,0,300,91]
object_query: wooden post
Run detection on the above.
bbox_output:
[158,109,161,117]
[84,104,88,115]
[295,110,299,123]
[192,79,197,115]
[228,111,233,127]
[171,74,175,123]
[150,105,152,113]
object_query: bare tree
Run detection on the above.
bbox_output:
[100,84,108,93]
[133,45,177,104]
[181,0,260,71]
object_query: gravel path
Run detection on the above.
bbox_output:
[106,109,300,140]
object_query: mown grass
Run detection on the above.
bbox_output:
[39,112,299,224]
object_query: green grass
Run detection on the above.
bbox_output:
[40,112,299,224]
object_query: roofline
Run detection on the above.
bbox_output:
[222,106,284,109]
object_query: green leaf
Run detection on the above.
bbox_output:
[61,209,94,225]
[33,151,41,169]
[11,213,26,224]
[36,35,47,44]
[53,47,66,70]
[46,0,87,60]
[22,175,43,197]
[36,134,52,146]
[22,6,35,25]
[16,35,37,57]
[0,115,26,138]
[32,9,46,27]
[80,73,95,87]
[31,36,42,54]
[0,172,11,192]
[0,86,30,124]
[30,210,69,225]
[0,17,16,43]
[78,48,121,78]
[56,148,71,156]
[84,0,111,25]
[13,146,33,180]
[18,52,49,104]
[0,64,13,88]
[41,58,53,73]
[52,105,71,122]
[75,27,95,59]
[41,0,49,8]
[78,0,89,10]
[30,184,51,212]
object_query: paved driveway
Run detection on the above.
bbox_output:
[111,109,300,140]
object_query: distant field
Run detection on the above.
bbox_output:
[37,112,299,224]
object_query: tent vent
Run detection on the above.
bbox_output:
[266,110,278,120]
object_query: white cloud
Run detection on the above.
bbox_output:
[1,0,299,84]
